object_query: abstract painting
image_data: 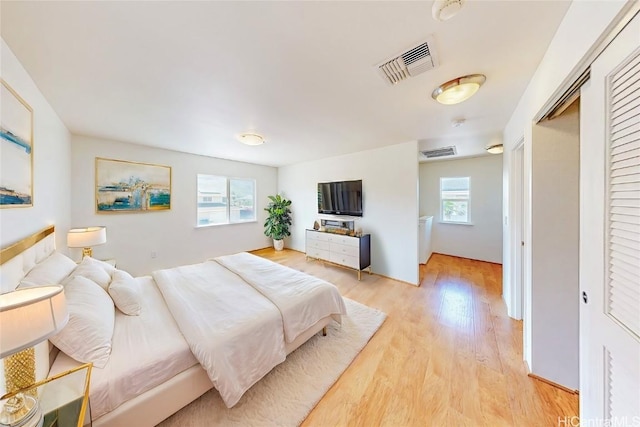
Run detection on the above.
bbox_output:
[96,157,171,212]
[1,80,33,207]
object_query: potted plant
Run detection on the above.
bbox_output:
[264,194,292,251]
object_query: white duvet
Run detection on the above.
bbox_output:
[214,252,347,343]
[152,253,346,408]
[153,261,286,408]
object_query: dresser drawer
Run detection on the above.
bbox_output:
[307,247,330,261]
[329,242,359,257]
[327,235,359,247]
[306,230,331,242]
[307,239,329,251]
[330,252,359,270]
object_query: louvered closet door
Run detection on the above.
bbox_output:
[580,11,640,424]
[608,50,640,339]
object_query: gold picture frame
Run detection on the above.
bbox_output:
[0,79,34,208]
[95,157,171,213]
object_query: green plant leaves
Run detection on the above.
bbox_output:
[264,194,292,240]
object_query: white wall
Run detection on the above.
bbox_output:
[530,102,580,390]
[278,141,419,285]
[70,135,277,276]
[501,0,628,370]
[419,155,503,264]
[0,39,71,253]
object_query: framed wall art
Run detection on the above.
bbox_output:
[95,157,171,213]
[1,79,33,208]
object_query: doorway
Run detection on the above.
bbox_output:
[527,99,581,391]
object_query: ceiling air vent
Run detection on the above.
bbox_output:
[377,37,438,85]
[420,146,457,159]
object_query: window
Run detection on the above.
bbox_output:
[197,174,256,226]
[440,177,470,224]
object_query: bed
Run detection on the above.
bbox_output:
[0,226,347,426]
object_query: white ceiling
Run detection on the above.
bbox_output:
[0,1,570,167]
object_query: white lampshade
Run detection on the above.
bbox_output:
[0,286,69,359]
[67,226,107,248]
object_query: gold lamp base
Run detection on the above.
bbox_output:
[1,348,42,427]
[81,247,93,258]
[0,394,42,427]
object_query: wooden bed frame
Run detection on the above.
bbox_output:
[0,226,334,427]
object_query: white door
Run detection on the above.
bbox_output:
[580,12,640,424]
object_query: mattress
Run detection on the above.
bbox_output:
[49,276,198,420]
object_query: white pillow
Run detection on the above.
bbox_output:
[108,270,142,316]
[50,276,115,368]
[72,257,114,290]
[84,257,116,275]
[19,251,77,288]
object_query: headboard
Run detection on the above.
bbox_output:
[0,225,56,294]
[0,225,58,394]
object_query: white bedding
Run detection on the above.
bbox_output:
[49,276,198,420]
[152,261,287,408]
[214,252,347,343]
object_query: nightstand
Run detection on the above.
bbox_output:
[1,363,92,427]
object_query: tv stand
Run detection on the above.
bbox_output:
[305,229,371,280]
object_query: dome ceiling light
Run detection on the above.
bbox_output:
[431,74,486,105]
[486,143,504,154]
[432,0,466,22]
[236,132,265,146]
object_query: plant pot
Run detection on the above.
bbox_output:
[273,239,284,251]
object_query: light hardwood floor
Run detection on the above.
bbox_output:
[253,248,579,427]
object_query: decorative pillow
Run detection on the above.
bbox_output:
[108,269,142,316]
[49,275,115,369]
[72,257,114,290]
[19,251,77,288]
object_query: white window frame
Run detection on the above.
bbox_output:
[196,174,257,227]
[440,177,471,225]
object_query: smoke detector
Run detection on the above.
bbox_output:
[451,118,466,128]
[376,37,439,85]
[432,0,465,21]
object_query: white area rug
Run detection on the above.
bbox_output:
[158,298,386,427]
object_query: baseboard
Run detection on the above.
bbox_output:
[527,373,579,395]
[373,271,419,287]
[432,252,503,266]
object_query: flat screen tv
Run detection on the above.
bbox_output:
[317,180,363,217]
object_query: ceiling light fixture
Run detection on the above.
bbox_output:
[236,132,265,146]
[432,0,466,21]
[431,74,486,105]
[486,143,504,154]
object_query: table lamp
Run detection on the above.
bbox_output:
[0,286,68,427]
[67,226,107,258]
